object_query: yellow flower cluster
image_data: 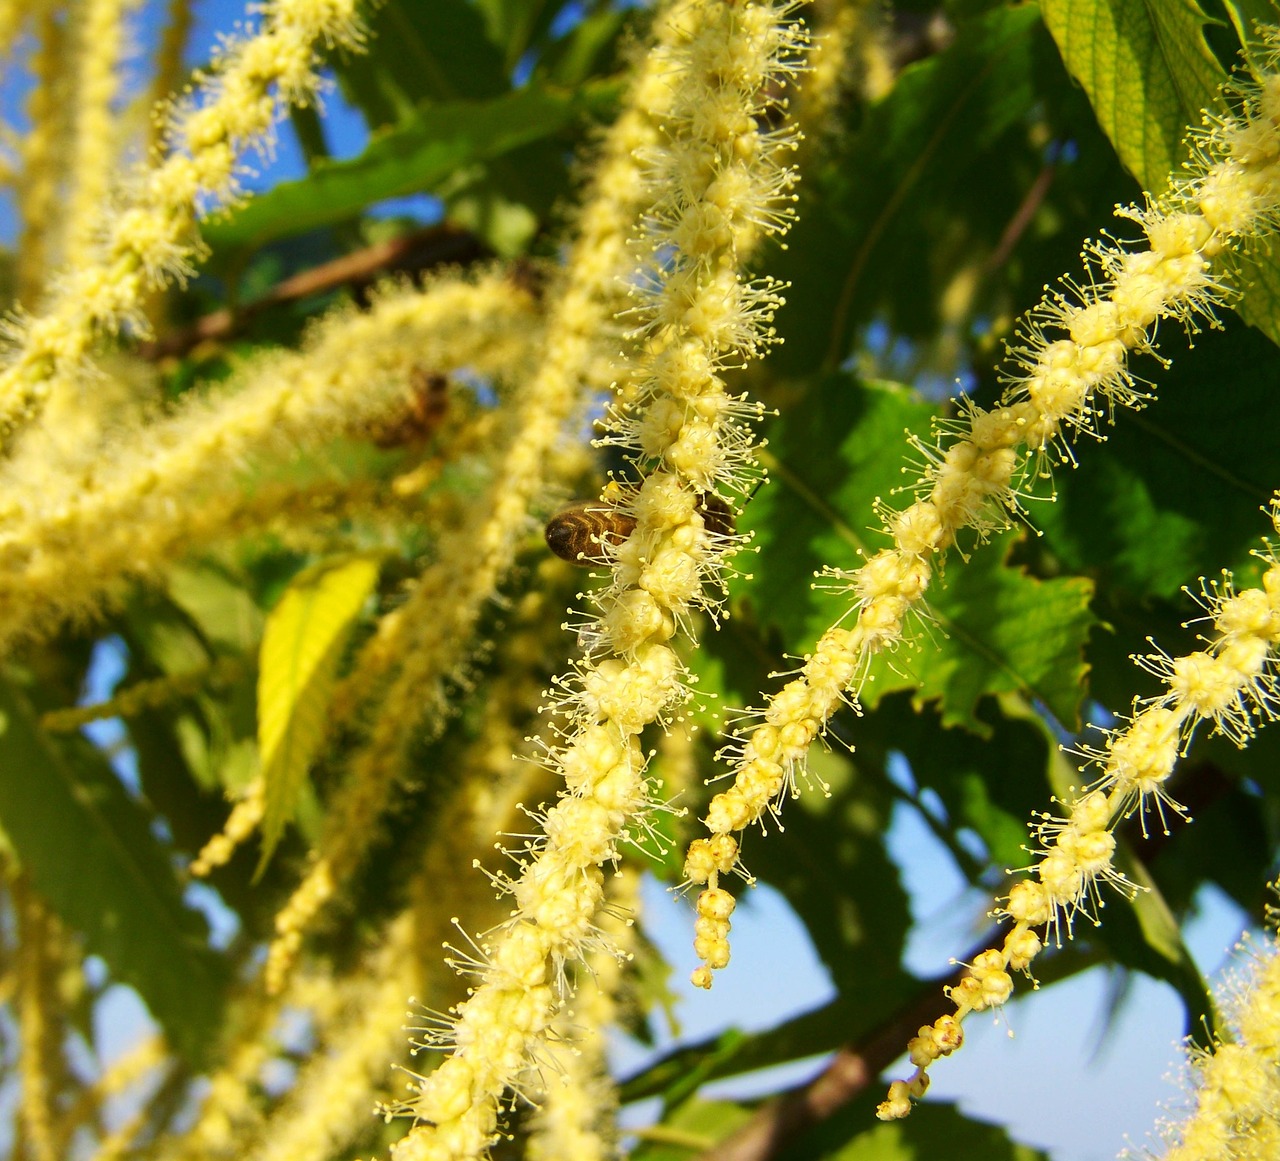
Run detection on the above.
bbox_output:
[684,17,1280,993]
[0,273,535,653]
[0,0,364,442]
[382,3,806,1157]
[526,870,637,1161]
[254,0,692,995]
[1158,921,1280,1161]
[881,496,1280,1119]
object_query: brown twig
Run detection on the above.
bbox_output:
[140,223,489,360]
[694,954,969,1161]
[694,759,1237,1160]
[984,157,1058,273]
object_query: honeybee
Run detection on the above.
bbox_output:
[545,490,736,566]
[370,368,449,448]
[544,501,638,565]
[696,491,736,540]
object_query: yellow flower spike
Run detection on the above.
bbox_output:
[691,17,1280,997]
[880,490,1280,1118]
[0,0,366,442]
[527,869,635,1161]
[180,643,551,1161]
[1149,890,1280,1160]
[0,273,533,654]
[263,0,691,994]
[384,2,807,1153]
[64,0,132,269]
[15,6,65,304]
[12,874,62,1161]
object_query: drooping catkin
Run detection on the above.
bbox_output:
[381,4,806,1157]
[0,0,366,443]
[880,493,1280,1119]
[685,19,1280,993]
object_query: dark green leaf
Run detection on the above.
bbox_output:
[540,5,631,87]
[472,0,556,71]
[857,692,1055,873]
[1039,0,1280,344]
[627,1097,754,1161]
[1146,761,1272,918]
[1221,0,1280,49]
[0,679,225,1065]
[205,85,608,255]
[774,5,1087,375]
[167,564,264,655]
[333,0,508,129]
[1087,844,1221,1045]
[1033,319,1280,600]
[789,1097,1048,1160]
[621,991,935,1109]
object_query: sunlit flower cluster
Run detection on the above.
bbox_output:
[1137,893,1280,1161]
[381,3,806,1156]
[0,0,363,442]
[880,495,1280,1118]
[684,16,1280,994]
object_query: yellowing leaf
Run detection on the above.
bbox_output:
[257,554,382,870]
[1039,2,1280,346]
[1040,0,1224,193]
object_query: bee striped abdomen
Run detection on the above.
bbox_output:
[545,491,735,566]
[544,502,638,565]
[697,491,735,539]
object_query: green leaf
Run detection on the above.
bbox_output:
[122,594,210,676]
[858,692,1056,873]
[1034,318,1280,599]
[1148,769,1272,916]
[257,554,381,869]
[628,1097,754,1161]
[793,1098,1048,1160]
[862,536,1096,733]
[1111,844,1220,1041]
[773,5,1083,375]
[1039,0,1226,193]
[1221,0,1280,52]
[540,5,631,87]
[621,1022,789,1106]
[204,85,604,255]
[333,0,508,128]
[0,679,225,1064]
[472,0,556,71]
[168,564,264,655]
